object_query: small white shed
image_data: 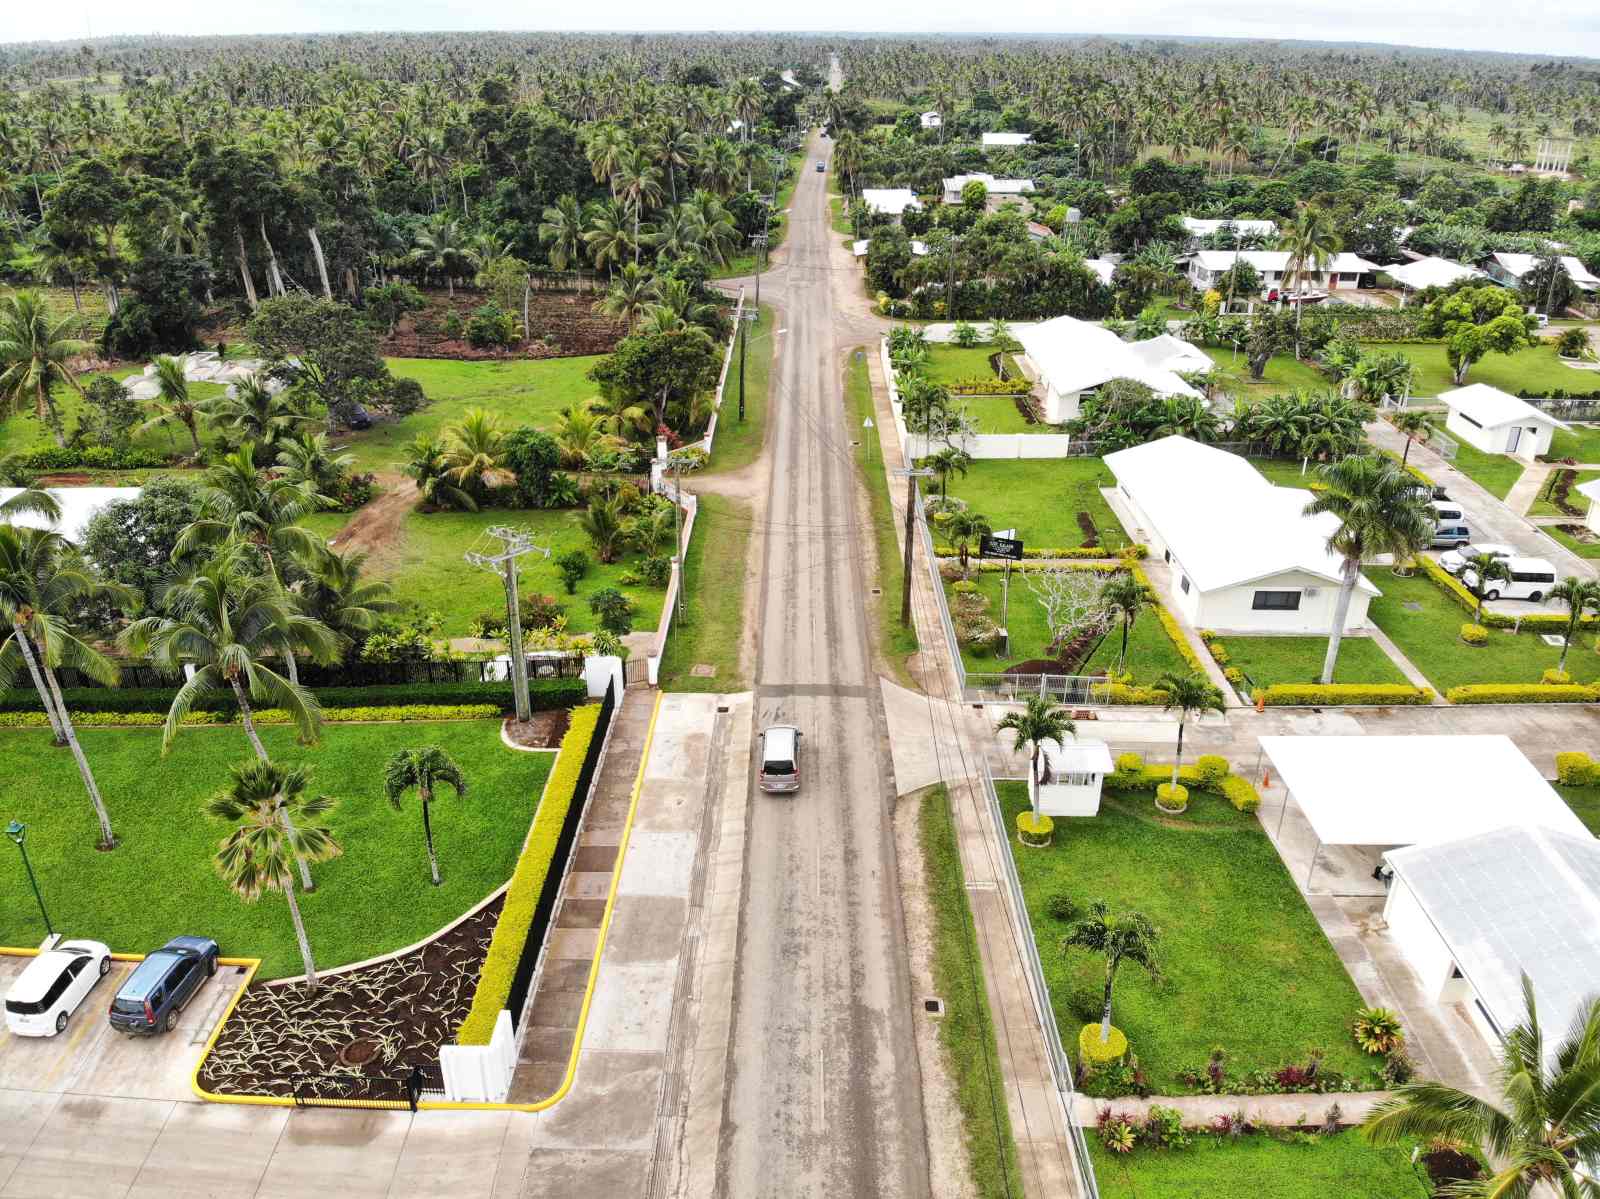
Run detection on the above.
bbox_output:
[1034,739,1116,818]
[1576,477,1600,535]
[1440,384,1570,460]
[919,111,942,130]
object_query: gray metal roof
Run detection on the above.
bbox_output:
[1386,826,1600,1046]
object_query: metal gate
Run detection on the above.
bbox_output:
[624,656,650,687]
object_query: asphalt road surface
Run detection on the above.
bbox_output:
[717,120,932,1197]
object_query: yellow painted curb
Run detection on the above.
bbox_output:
[190,958,272,1104]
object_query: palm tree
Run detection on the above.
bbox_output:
[1100,574,1147,674]
[596,263,653,332]
[1278,207,1342,353]
[1363,977,1600,1198]
[402,435,476,512]
[411,216,469,295]
[0,291,89,448]
[1154,671,1225,796]
[939,507,991,578]
[578,494,626,563]
[1304,456,1434,684]
[207,759,340,988]
[994,695,1075,822]
[140,355,206,458]
[923,445,972,500]
[444,409,515,498]
[613,148,664,267]
[1390,409,1431,466]
[275,432,354,498]
[0,524,131,849]
[1549,578,1600,675]
[383,746,467,886]
[582,199,636,275]
[206,375,312,450]
[1062,900,1162,1047]
[539,195,585,272]
[1462,552,1513,626]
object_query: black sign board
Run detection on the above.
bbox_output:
[980,534,1024,561]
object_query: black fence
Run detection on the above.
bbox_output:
[290,1062,444,1111]
[506,677,617,1030]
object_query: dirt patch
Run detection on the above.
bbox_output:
[503,709,571,749]
[327,473,416,566]
[384,288,627,359]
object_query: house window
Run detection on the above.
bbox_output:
[1060,771,1098,787]
[1179,575,1191,594]
[1252,590,1302,611]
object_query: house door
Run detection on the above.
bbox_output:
[1505,426,1521,455]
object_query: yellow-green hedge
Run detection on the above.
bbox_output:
[1220,775,1261,813]
[1256,683,1434,707]
[0,703,502,729]
[1460,623,1488,645]
[1079,1022,1129,1064]
[1419,558,1599,632]
[1557,751,1599,785]
[1016,810,1055,845]
[1089,682,1169,705]
[458,703,602,1046]
[1444,683,1600,705]
[1137,569,1209,677]
[1155,782,1189,812]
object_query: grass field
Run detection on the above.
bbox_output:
[1557,785,1600,836]
[1087,1131,1421,1199]
[998,782,1372,1092]
[1220,635,1409,689]
[1543,523,1600,558]
[932,458,1128,549]
[0,369,229,458]
[700,304,773,476]
[657,493,752,692]
[959,396,1037,434]
[924,344,1000,386]
[1202,348,1329,400]
[0,722,552,979]
[1549,424,1600,463]
[1529,469,1600,517]
[848,350,918,683]
[1362,566,1600,691]
[1428,421,1528,499]
[1247,456,1323,487]
[920,787,1022,1199]
[1400,343,1595,398]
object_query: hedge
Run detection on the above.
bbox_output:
[0,678,585,716]
[1256,683,1435,707]
[1105,753,1262,812]
[941,543,1149,561]
[946,376,1033,396]
[1557,751,1600,785]
[1145,584,1210,677]
[457,703,602,1046]
[1417,557,1599,632]
[1089,682,1169,705]
[0,703,503,728]
[1444,683,1600,704]
[12,445,170,470]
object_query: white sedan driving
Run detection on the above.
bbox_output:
[3,939,113,1037]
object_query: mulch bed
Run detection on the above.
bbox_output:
[197,897,500,1098]
[503,708,571,749]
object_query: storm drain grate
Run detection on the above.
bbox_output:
[923,997,945,1016]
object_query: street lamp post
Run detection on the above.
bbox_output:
[6,820,53,938]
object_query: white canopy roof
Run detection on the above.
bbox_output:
[1490,251,1600,289]
[1441,383,1570,431]
[981,132,1032,147]
[944,172,1035,195]
[1125,334,1213,376]
[1082,258,1117,286]
[1382,256,1483,291]
[1385,825,1600,1052]
[1015,316,1202,400]
[1,487,141,543]
[1260,735,1590,848]
[1103,437,1379,594]
[1191,250,1379,275]
[1181,217,1278,238]
[1042,739,1116,778]
[861,188,922,216]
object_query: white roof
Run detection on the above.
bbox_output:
[1,487,142,543]
[1015,316,1202,401]
[1382,256,1483,291]
[1042,738,1116,778]
[1191,250,1379,275]
[1385,825,1600,1052]
[1576,478,1600,506]
[1124,334,1213,376]
[1181,217,1278,238]
[1259,735,1591,847]
[1103,436,1377,595]
[1440,383,1570,431]
[1490,251,1600,288]
[943,173,1035,195]
[852,237,927,257]
[981,132,1032,147]
[861,189,921,217]
[1082,258,1116,286]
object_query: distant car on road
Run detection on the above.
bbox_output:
[1439,542,1515,575]
[4,939,112,1037]
[108,936,219,1036]
[815,160,825,172]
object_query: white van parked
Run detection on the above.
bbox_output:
[1430,499,1466,526]
[4,939,112,1036]
[758,725,802,793]
[1461,557,1558,603]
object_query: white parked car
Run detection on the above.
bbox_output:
[1439,542,1516,576]
[4,940,112,1036]
[1461,557,1558,603]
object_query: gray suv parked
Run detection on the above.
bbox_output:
[108,936,219,1036]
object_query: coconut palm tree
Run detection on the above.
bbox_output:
[402,435,476,512]
[296,549,398,646]
[1062,900,1162,1047]
[578,494,626,563]
[0,291,89,448]
[411,216,470,296]
[1278,206,1342,353]
[1390,409,1432,466]
[444,409,515,499]
[275,432,354,499]
[551,404,610,467]
[1303,456,1434,684]
[207,759,340,988]
[994,695,1076,821]
[0,480,60,523]
[0,524,132,849]
[205,375,312,450]
[139,355,206,458]
[1100,574,1148,674]
[538,194,586,272]
[1154,671,1225,796]
[596,262,654,332]
[1363,976,1600,1198]
[582,198,636,275]
[1549,577,1600,675]
[383,746,467,886]
[175,446,326,585]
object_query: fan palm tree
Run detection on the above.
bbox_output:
[538,195,586,272]
[1100,574,1148,674]
[207,759,340,987]
[994,695,1076,821]
[1363,976,1600,1198]
[402,435,476,512]
[1062,901,1163,1047]
[0,291,88,448]
[1304,456,1434,684]
[383,746,467,886]
[0,524,131,849]
[1549,577,1600,675]
[1390,409,1431,466]
[139,355,206,458]
[1154,671,1225,796]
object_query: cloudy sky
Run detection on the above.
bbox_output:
[8,0,1600,59]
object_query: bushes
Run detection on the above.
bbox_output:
[0,704,500,729]
[1016,810,1054,846]
[1351,1007,1405,1056]
[1220,775,1261,813]
[1419,557,1598,631]
[1080,1022,1129,1065]
[1089,682,1169,705]
[12,445,169,471]
[1543,668,1574,685]
[1256,683,1435,707]
[1155,783,1189,813]
[458,703,602,1045]
[1104,753,1261,812]
[1557,751,1599,785]
[937,543,1148,561]
[1445,683,1600,704]
[1193,755,1230,787]
[0,678,586,716]
[1460,622,1488,646]
[946,376,1033,396]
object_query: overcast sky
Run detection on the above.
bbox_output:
[9,0,1600,60]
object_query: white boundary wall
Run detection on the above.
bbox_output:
[693,288,747,456]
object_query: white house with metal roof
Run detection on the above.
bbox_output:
[941,173,1036,206]
[1482,251,1600,293]
[1440,383,1570,459]
[919,111,942,130]
[860,188,922,221]
[1186,250,1379,295]
[1105,436,1379,633]
[980,131,1032,149]
[1013,316,1201,423]
[1124,334,1213,378]
[1180,217,1278,245]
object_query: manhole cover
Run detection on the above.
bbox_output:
[1403,601,1423,611]
[690,664,717,678]
[336,1038,379,1067]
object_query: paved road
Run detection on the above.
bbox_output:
[717,110,931,1199]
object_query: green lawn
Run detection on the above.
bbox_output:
[1362,567,1600,691]
[1543,522,1600,558]
[1221,635,1409,689]
[959,396,1037,434]
[1557,785,1600,835]
[1246,456,1323,487]
[1087,1131,1422,1199]
[1549,423,1600,463]
[998,783,1372,1091]
[0,722,553,979]
[921,787,1022,1199]
[1202,348,1329,400]
[1529,469,1600,517]
[1427,421,1527,499]
[924,344,1000,386]
[701,304,773,476]
[933,458,1128,549]
[1400,342,1596,398]
[657,493,752,691]
[0,369,229,459]
[952,571,1188,684]
[849,349,918,684]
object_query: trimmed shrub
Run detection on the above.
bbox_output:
[1079,1022,1129,1065]
[1542,668,1574,685]
[0,678,586,717]
[1256,683,1435,707]
[949,544,1149,561]
[1016,810,1055,846]
[1556,751,1599,786]
[1193,755,1230,787]
[1089,682,1169,705]
[1352,1007,1405,1056]
[1045,892,1081,922]
[1220,775,1261,813]
[0,703,502,728]
[1459,622,1488,646]
[1445,683,1600,704]
[1154,782,1189,813]
[1114,751,1144,773]
[458,703,602,1045]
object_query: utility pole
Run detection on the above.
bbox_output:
[465,527,550,723]
[894,468,934,626]
[737,304,758,420]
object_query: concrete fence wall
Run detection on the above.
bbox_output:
[439,1010,518,1102]
[693,288,747,457]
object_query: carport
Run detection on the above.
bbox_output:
[1256,734,1589,894]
